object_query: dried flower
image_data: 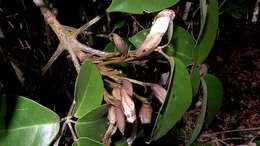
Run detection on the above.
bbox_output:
[139,102,153,124]
[104,91,121,107]
[102,124,117,146]
[135,32,163,58]
[120,88,136,123]
[111,33,128,56]
[122,79,133,96]
[115,107,126,135]
[135,9,175,58]
[108,106,116,125]
[151,84,167,103]
[112,87,122,101]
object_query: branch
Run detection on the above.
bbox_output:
[33,1,110,74]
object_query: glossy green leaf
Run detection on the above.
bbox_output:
[0,96,60,146]
[129,29,149,48]
[74,61,104,118]
[72,137,105,146]
[165,25,194,66]
[204,74,223,127]
[195,0,219,64]
[75,104,109,141]
[190,67,201,96]
[187,77,207,146]
[107,0,180,14]
[151,57,192,141]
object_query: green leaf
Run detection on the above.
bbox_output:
[74,61,104,118]
[75,104,109,141]
[165,25,194,66]
[129,29,150,48]
[107,0,180,14]
[104,42,117,52]
[190,67,201,96]
[72,137,105,146]
[0,96,60,146]
[195,0,219,64]
[204,74,223,127]
[151,57,192,141]
[187,77,207,146]
[113,20,126,30]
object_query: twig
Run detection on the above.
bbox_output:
[215,138,231,146]
[203,127,260,136]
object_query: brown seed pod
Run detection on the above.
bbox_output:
[122,79,133,96]
[112,87,122,101]
[135,9,175,58]
[115,107,126,135]
[111,33,128,56]
[135,32,163,58]
[120,88,136,123]
[151,84,167,103]
[139,102,153,124]
[104,91,121,107]
[108,106,116,125]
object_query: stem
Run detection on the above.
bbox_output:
[101,70,122,76]
[112,75,152,86]
[75,15,103,37]
[133,92,148,102]
[68,122,78,141]
[98,57,134,66]
[203,127,260,136]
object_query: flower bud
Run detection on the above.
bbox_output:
[111,33,128,56]
[115,107,126,135]
[122,79,133,96]
[135,33,163,58]
[135,9,175,58]
[151,84,167,103]
[120,88,136,123]
[108,106,116,125]
[139,102,153,124]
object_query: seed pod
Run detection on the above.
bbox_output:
[135,9,175,58]
[108,106,116,125]
[112,87,122,101]
[122,79,133,96]
[115,107,126,135]
[135,33,163,58]
[151,84,167,103]
[111,33,128,56]
[120,88,136,123]
[139,102,153,124]
[104,91,121,107]
[102,124,117,146]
